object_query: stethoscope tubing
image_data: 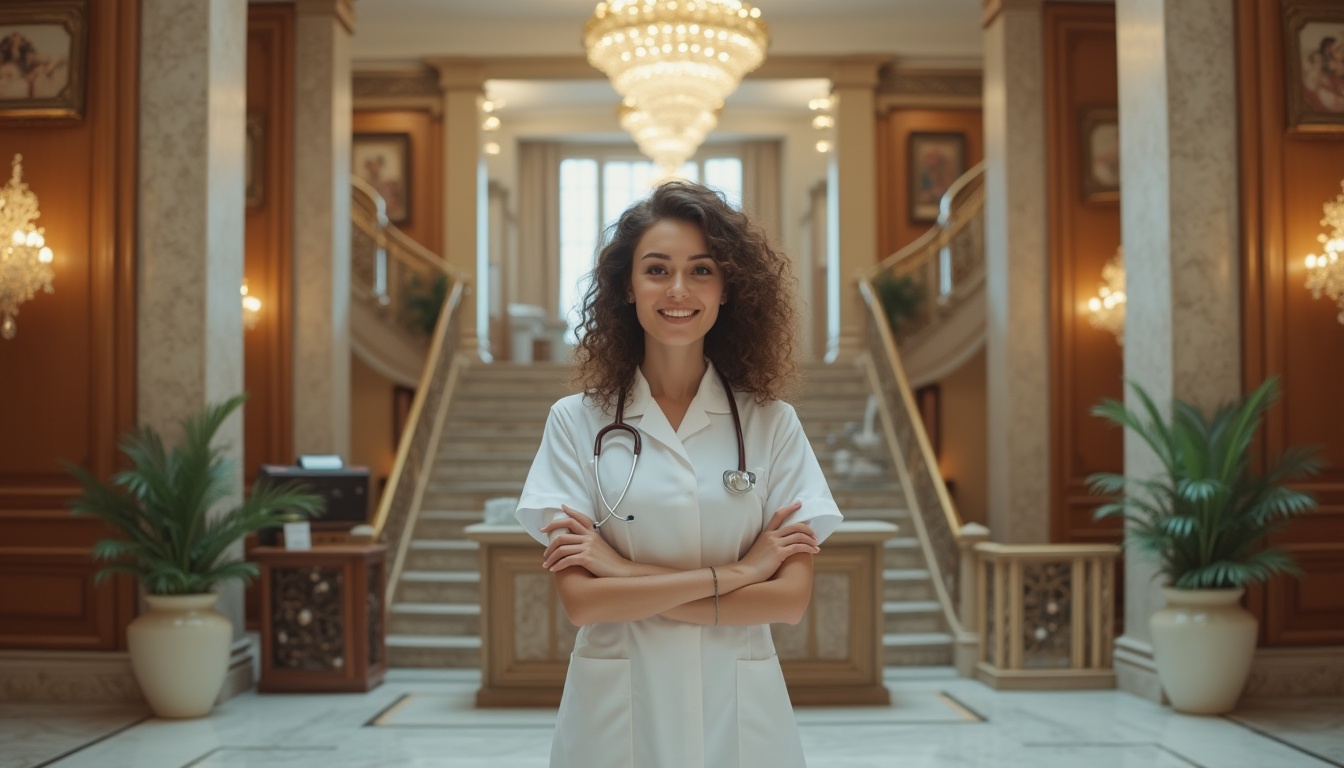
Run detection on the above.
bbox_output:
[591,368,753,527]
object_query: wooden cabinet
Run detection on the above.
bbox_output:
[252,545,387,693]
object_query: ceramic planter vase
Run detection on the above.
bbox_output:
[1149,587,1257,715]
[127,593,233,718]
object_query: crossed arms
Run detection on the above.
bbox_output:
[539,503,819,627]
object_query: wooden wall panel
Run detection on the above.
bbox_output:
[244,5,295,481]
[352,110,443,254]
[1238,0,1344,647]
[0,0,139,650]
[876,108,984,259]
[1044,4,1124,546]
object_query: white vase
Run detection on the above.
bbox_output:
[127,593,233,718]
[1149,587,1258,715]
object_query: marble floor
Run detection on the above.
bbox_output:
[4,668,1342,768]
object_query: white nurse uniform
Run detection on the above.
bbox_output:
[516,362,842,768]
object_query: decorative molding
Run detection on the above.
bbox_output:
[295,0,355,34]
[353,68,440,101]
[1244,646,1344,698]
[1112,634,1167,704]
[0,650,141,703]
[982,0,1044,28]
[876,69,983,111]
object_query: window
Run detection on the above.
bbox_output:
[558,151,742,343]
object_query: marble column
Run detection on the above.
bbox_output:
[138,0,248,688]
[430,58,485,359]
[982,0,1051,543]
[1114,0,1240,702]
[292,0,354,458]
[827,56,885,360]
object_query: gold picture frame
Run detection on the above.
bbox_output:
[0,0,88,123]
[1283,0,1344,132]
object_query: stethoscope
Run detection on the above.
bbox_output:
[592,368,756,527]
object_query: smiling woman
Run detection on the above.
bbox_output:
[515,180,841,767]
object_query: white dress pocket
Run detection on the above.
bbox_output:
[736,656,806,768]
[551,655,633,768]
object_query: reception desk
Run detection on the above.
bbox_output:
[465,521,898,707]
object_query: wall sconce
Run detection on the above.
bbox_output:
[241,281,261,330]
[1086,246,1126,345]
[1305,178,1344,325]
[0,154,55,340]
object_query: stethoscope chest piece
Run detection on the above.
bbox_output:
[722,469,756,495]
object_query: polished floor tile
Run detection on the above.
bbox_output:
[8,669,1342,768]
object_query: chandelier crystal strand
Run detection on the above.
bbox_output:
[0,154,55,340]
[1086,246,1126,345]
[585,0,769,175]
[1305,178,1344,325]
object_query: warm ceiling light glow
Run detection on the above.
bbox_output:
[585,0,769,174]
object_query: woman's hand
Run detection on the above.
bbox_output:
[540,506,635,578]
[737,502,819,583]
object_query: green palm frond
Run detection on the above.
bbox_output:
[66,394,324,595]
[1088,377,1322,589]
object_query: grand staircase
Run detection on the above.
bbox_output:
[384,361,954,668]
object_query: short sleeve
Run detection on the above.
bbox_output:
[765,403,843,544]
[515,403,595,546]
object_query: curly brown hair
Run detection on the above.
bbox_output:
[574,180,798,410]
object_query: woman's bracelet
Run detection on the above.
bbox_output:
[709,565,720,625]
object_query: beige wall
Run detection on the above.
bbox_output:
[937,347,987,528]
[350,355,397,489]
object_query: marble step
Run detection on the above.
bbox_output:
[403,539,479,571]
[396,570,480,604]
[385,635,480,668]
[417,483,905,514]
[387,602,480,637]
[882,600,946,634]
[882,632,955,667]
[882,568,939,602]
[882,537,926,569]
[413,510,486,539]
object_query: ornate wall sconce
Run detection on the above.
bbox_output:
[1086,246,1126,345]
[0,154,55,340]
[1304,179,1344,325]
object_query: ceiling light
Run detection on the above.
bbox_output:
[585,0,769,175]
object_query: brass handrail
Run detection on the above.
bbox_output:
[854,163,988,641]
[351,176,469,600]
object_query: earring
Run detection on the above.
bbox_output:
[720,297,727,305]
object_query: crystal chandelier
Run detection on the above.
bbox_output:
[1305,178,1344,325]
[1086,246,1126,345]
[585,0,769,175]
[0,154,55,340]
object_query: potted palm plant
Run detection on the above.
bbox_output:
[67,394,322,718]
[1088,377,1321,714]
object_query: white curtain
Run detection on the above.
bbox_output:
[515,141,562,315]
[740,139,783,247]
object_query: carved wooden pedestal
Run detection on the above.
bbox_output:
[252,545,387,693]
[465,521,897,707]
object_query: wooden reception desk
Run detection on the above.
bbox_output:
[465,521,898,707]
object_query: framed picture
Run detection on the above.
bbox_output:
[352,133,412,225]
[908,132,966,223]
[245,112,264,208]
[1284,1,1344,131]
[1080,108,1120,202]
[0,1,88,122]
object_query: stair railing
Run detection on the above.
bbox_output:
[353,177,469,602]
[858,163,1121,685]
[856,163,988,674]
